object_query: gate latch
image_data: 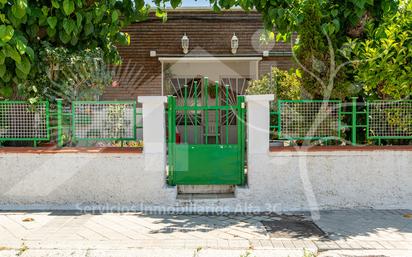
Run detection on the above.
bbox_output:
[241,102,245,109]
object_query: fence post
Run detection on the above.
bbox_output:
[245,95,274,154]
[56,99,63,147]
[138,96,167,154]
[351,97,358,146]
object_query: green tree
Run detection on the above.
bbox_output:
[0,0,149,100]
[343,0,412,99]
[246,67,301,100]
[156,0,398,99]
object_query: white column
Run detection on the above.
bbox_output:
[245,95,274,154]
[138,96,167,154]
[138,96,176,201]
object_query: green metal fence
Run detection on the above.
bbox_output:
[270,98,412,145]
[72,101,137,142]
[0,101,50,144]
[367,100,412,139]
[277,100,341,140]
[0,100,142,147]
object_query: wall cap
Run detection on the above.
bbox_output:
[270,145,412,152]
[0,147,143,154]
[245,94,274,102]
[138,96,167,104]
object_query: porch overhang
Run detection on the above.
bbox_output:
[158,56,262,62]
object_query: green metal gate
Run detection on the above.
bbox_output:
[167,78,246,185]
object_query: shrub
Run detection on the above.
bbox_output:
[246,67,301,100]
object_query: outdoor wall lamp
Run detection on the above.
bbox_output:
[231,33,239,54]
[181,33,189,54]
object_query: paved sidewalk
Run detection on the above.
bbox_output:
[0,209,411,256]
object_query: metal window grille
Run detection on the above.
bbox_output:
[0,101,49,140]
[72,101,136,141]
[278,100,341,140]
[367,100,412,139]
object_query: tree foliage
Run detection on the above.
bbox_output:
[246,67,301,100]
[157,0,398,99]
[0,0,149,99]
[343,0,412,99]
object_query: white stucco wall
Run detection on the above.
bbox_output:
[0,152,176,210]
[238,149,412,212]
[0,95,411,212]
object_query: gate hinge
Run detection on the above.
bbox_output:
[241,102,245,109]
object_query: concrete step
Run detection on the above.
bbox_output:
[177,185,234,194]
[176,193,235,200]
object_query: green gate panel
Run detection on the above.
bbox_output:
[173,144,242,185]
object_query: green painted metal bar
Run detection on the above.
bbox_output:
[56,99,63,147]
[280,98,338,104]
[237,95,246,185]
[175,105,238,111]
[71,102,76,144]
[215,81,219,144]
[366,100,370,140]
[133,101,137,140]
[184,84,188,143]
[71,101,135,104]
[225,84,229,145]
[194,81,198,144]
[277,100,282,139]
[167,95,176,185]
[351,97,358,145]
[338,101,342,141]
[45,101,50,141]
[204,77,209,144]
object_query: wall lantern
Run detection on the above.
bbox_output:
[231,33,239,54]
[181,33,189,54]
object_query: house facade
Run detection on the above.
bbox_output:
[103,9,294,100]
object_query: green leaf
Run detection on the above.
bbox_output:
[16,56,31,74]
[84,22,94,36]
[0,85,13,98]
[41,6,49,16]
[70,35,78,45]
[59,30,71,44]
[0,25,14,43]
[0,63,5,78]
[76,12,83,27]
[116,32,130,45]
[11,0,27,19]
[4,44,21,63]
[47,16,58,29]
[16,39,26,54]
[63,0,75,16]
[51,0,59,8]
[0,51,5,64]
[295,69,302,78]
[63,19,76,34]
[112,10,119,23]
[47,27,56,37]
[15,67,27,79]
[170,0,180,8]
[333,19,340,31]
[25,46,34,61]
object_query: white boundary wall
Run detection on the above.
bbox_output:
[0,95,411,211]
[0,96,176,210]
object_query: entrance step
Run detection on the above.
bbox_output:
[176,193,235,200]
[177,185,234,194]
